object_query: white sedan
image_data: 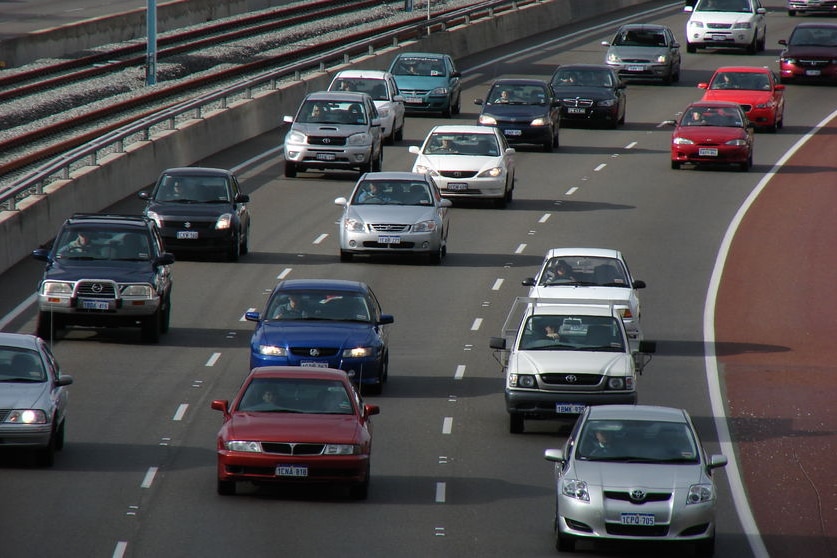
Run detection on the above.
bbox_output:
[328,69,406,144]
[409,125,516,208]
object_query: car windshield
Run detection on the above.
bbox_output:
[789,27,837,47]
[55,228,151,261]
[487,84,548,105]
[154,175,230,203]
[709,71,771,91]
[613,29,668,47]
[518,315,624,352]
[576,419,699,463]
[682,106,744,127]
[236,378,353,415]
[695,0,753,13]
[537,256,630,287]
[552,69,614,88]
[392,57,446,77]
[352,180,433,206]
[0,348,46,382]
[298,100,368,125]
[265,291,371,322]
[331,78,390,101]
[424,133,500,156]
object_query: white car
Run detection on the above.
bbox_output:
[685,0,767,54]
[409,125,515,208]
[522,248,646,343]
[328,70,406,144]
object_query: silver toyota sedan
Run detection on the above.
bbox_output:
[544,405,727,556]
[334,171,451,264]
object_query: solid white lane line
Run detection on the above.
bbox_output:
[0,292,37,331]
[470,318,482,331]
[173,404,188,421]
[491,278,504,291]
[141,467,158,489]
[625,141,637,149]
[313,234,328,244]
[454,364,466,380]
[442,417,453,434]
[435,482,446,503]
[514,243,526,254]
[112,542,128,558]
[205,352,221,366]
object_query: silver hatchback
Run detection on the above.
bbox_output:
[602,23,682,84]
[544,405,727,556]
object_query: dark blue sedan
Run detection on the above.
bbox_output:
[245,279,394,395]
[474,78,561,152]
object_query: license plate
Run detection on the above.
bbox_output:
[447,183,468,191]
[276,465,308,477]
[621,513,655,526]
[405,96,423,104]
[378,235,401,244]
[80,299,110,310]
[711,34,728,41]
[805,69,821,76]
[567,107,586,114]
[698,147,719,157]
[176,230,199,240]
[300,361,328,368]
[504,129,522,136]
[315,153,336,161]
[627,65,644,72]
[555,403,586,414]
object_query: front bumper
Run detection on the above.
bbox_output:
[340,228,441,255]
[559,106,619,125]
[284,142,373,171]
[780,62,837,83]
[159,227,235,253]
[687,28,756,49]
[217,451,369,485]
[506,389,637,417]
[38,293,161,320]
[671,145,750,165]
[401,94,451,113]
[0,423,54,448]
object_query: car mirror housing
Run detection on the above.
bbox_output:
[489,336,507,350]
[544,448,565,463]
[521,277,535,287]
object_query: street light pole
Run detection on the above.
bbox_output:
[146,0,157,86]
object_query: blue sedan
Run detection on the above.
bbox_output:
[245,279,394,395]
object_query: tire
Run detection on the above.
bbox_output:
[788,9,796,16]
[349,464,370,500]
[36,311,60,340]
[55,419,66,451]
[240,225,249,255]
[695,535,715,557]
[442,103,452,118]
[687,43,697,54]
[394,120,404,142]
[451,93,461,115]
[739,153,752,172]
[284,160,297,178]
[141,309,162,343]
[339,250,353,262]
[160,293,171,334]
[217,479,236,496]
[429,244,443,265]
[37,427,57,467]
[746,35,757,55]
[757,30,766,52]
[671,160,681,170]
[372,148,383,172]
[542,132,554,152]
[509,413,524,434]
[226,233,240,261]
[556,532,576,552]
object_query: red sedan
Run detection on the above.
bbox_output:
[698,66,785,132]
[669,101,755,171]
[211,366,380,499]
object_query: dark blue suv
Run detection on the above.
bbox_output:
[245,279,394,394]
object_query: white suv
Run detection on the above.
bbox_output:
[685,0,767,54]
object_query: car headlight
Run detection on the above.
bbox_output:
[42,281,73,296]
[508,373,537,388]
[478,114,498,126]
[215,213,233,230]
[606,377,634,390]
[287,130,307,144]
[413,164,439,177]
[754,102,770,109]
[225,441,263,452]
[477,167,503,178]
[561,479,590,502]
[656,55,667,64]
[324,444,360,455]
[725,139,748,146]
[342,347,373,358]
[598,99,616,107]
[733,22,752,29]
[258,345,287,357]
[344,218,365,232]
[530,117,548,126]
[146,210,162,228]
[5,409,48,424]
[781,57,796,64]
[606,53,620,64]
[673,137,695,145]
[412,220,438,233]
[430,87,450,95]
[687,483,714,504]
[690,20,705,28]
[121,284,154,298]
[347,132,372,146]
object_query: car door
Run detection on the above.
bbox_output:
[667,28,681,71]
[365,97,382,155]
[230,174,249,233]
[444,55,461,105]
[752,0,766,39]
[386,75,405,129]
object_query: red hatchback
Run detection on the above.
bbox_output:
[669,101,755,171]
[698,66,785,132]
[211,366,380,499]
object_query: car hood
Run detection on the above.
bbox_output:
[691,12,757,25]
[674,125,746,142]
[782,45,837,59]
[0,382,48,408]
[255,321,375,348]
[416,154,504,172]
[348,205,437,223]
[290,122,371,137]
[43,260,157,283]
[393,75,451,89]
[607,46,670,59]
[553,86,616,100]
[224,412,363,443]
[511,350,632,376]
[145,200,232,218]
[481,104,549,120]
[573,460,703,489]
[701,89,775,105]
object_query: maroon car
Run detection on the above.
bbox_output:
[778,23,837,84]
[211,366,380,499]
[668,101,755,171]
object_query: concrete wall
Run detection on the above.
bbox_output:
[0,0,654,275]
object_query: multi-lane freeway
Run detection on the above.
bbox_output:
[0,1,834,557]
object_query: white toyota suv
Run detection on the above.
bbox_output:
[685,0,767,54]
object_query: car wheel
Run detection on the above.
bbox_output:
[217,479,236,496]
[509,413,524,434]
[37,427,57,467]
[671,160,681,170]
[788,9,796,15]
[227,233,240,261]
[284,160,297,178]
[442,103,452,118]
[542,132,554,152]
[452,93,461,115]
[372,147,383,172]
[757,30,766,52]
[240,225,249,255]
[349,465,370,500]
[160,293,171,334]
[394,119,404,142]
[687,43,697,54]
[746,35,757,55]
[141,309,162,343]
[739,153,752,172]
[55,419,66,451]
[429,244,443,265]
[556,532,576,552]
[340,250,353,262]
[695,535,715,557]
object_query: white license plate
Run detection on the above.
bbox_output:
[276,465,308,477]
[805,69,821,76]
[698,147,719,157]
[405,96,423,104]
[300,361,328,368]
[711,34,728,41]
[81,299,110,310]
[555,403,586,414]
[378,235,401,244]
[447,183,468,191]
[621,513,655,526]
[567,107,586,114]
[627,65,644,72]
[504,129,522,136]
[315,153,336,161]
[176,231,199,240]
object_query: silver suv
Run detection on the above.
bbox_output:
[283,91,383,178]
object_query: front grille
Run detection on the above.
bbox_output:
[440,170,477,178]
[76,281,117,299]
[561,98,594,107]
[261,442,325,455]
[606,524,669,537]
[370,223,410,232]
[164,218,215,231]
[362,241,416,249]
[621,58,651,64]
[400,89,430,96]
[540,373,601,386]
[308,136,347,146]
[605,491,672,503]
[289,347,339,357]
[799,59,830,67]
[707,23,732,30]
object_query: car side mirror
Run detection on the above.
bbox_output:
[451,71,461,78]
[393,94,405,103]
[378,314,395,325]
[155,252,175,267]
[672,42,680,49]
[490,337,507,350]
[544,448,565,463]
[244,311,261,322]
[601,41,610,47]
[778,39,788,46]
[32,248,52,263]
[684,5,694,12]
[474,98,484,106]
[521,277,535,287]
[234,193,250,203]
[334,197,348,206]
[283,115,294,124]
[364,404,381,417]
[211,400,229,414]
[408,145,421,155]
[440,199,453,208]
[632,280,646,289]
[138,191,151,200]
[371,118,381,127]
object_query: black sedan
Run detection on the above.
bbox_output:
[138,167,251,261]
[550,64,627,129]
[474,78,561,151]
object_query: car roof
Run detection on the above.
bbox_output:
[489,78,549,87]
[333,70,391,79]
[0,332,41,350]
[428,124,498,134]
[792,22,837,30]
[157,167,234,178]
[687,100,745,110]
[249,366,351,382]
[359,171,430,181]
[395,52,448,59]
[543,247,622,260]
[616,23,671,32]
[587,404,689,423]
[304,91,372,103]
[529,302,616,318]
[273,279,369,293]
[66,214,152,229]
[712,66,771,74]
